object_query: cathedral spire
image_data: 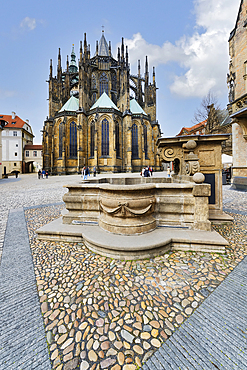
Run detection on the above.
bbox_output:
[118,47,120,63]
[67,55,69,72]
[96,40,98,56]
[69,44,78,73]
[109,41,111,56]
[138,60,141,77]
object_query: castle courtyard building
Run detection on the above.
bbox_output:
[42,32,161,174]
[227,0,247,189]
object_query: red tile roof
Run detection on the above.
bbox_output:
[177,119,207,136]
[0,114,33,135]
[24,144,42,150]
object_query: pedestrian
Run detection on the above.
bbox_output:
[46,170,49,179]
[15,171,18,178]
[144,166,150,177]
[141,167,145,176]
[167,165,171,178]
[38,169,41,179]
[150,166,153,176]
[93,166,96,177]
[83,166,87,180]
[42,169,45,179]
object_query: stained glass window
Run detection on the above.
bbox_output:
[90,122,95,157]
[111,72,117,91]
[100,72,108,96]
[59,123,63,158]
[102,118,109,156]
[132,124,138,159]
[144,125,148,159]
[70,121,77,157]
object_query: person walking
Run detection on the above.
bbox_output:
[38,170,41,179]
[42,169,45,179]
[144,166,150,177]
[93,166,96,177]
[83,166,87,180]
[167,165,171,178]
[46,170,49,179]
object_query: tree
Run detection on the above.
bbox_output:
[192,91,220,124]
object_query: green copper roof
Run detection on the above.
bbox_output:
[59,96,79,112]
[130,99,147,115]
[69,45,78,73]
[90,92,119,110]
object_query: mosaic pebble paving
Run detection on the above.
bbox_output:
[24,204,247,370]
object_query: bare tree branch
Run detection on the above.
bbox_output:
[192,91,220,124]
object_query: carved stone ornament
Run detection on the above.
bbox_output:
[160,147,182,161]
[185,161,200,176]
[100,200,153,217]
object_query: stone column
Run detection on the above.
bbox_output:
[192,173,211,231]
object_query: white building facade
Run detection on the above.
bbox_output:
[1,112,34,176]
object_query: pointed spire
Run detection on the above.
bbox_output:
[50,59,53,78]
[57,48,62,78]
[118,47,120,62]
[84,33,87,57]
[67,55,69,72]
[126,45,128,67]
[138,60,141,77]
[98,30,109,56]
[109,41,111,56]
[145,56,148,74]
[96,40,98,56]
[87,44,90,59]
[69,44,78,73]
[80,41,83,63]
[145,56,149,86]
[153,66,155,84]
[121,37,124,62]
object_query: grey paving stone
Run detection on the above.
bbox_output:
[0,208,51,370]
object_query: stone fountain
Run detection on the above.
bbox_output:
[36,171,228,260]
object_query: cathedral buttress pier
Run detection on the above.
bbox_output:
[42,31,161,174]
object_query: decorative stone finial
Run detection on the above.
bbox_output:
[185,140,197,150]
[193,172,205,184]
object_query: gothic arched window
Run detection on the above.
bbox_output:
[91,73,97,89]
[132,123,138,159]
[115,121,120,158]
[99,72,108,96]
[102,118,109,156]
[90,122,95,157]
[143,124,148,159]
[59,122,63,158]
[70,121,77,157]
[111,72,117,91]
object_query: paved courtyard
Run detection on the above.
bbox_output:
[0,173,247,369]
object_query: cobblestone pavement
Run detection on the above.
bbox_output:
[0,175,247,370]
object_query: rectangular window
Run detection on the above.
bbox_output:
[33,151,37,157]
[13,131,17,136]
[15,152,17,156]
[26,151,29,157]
[16,144,18,147]
[14,163,16,166]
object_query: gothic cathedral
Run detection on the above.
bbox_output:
[42,31,161,174]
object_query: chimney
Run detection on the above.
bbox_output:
[12,111,16,119]
[26,119,29,124]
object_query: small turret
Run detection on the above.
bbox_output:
[138,60,141,77]
[118,47,120,63]
[121,37,124,63]
[153,66,156,85]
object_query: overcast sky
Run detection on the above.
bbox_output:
[0,0,241,143]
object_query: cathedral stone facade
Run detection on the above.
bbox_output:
[42,32,161,174]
